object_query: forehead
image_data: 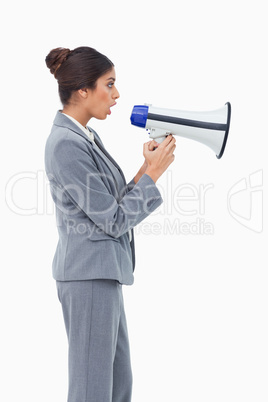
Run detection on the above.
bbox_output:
[100,66,116,81]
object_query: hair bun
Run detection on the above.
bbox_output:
[45,47,71,76]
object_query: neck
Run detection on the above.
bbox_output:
[62,105,91,127]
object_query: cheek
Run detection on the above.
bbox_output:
[97,86,110,101]
[100,91,110,103]
[90,86,110,116]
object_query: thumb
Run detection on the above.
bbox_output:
[148,140,159,151]
[143,141,150,153]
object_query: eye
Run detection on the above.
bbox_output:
[108,82,114,88]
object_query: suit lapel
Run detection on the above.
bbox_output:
[93,136,127,185]
[53,111,127,186]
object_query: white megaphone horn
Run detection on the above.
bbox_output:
[130,102,231,158]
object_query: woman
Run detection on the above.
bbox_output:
[45,46,176,402]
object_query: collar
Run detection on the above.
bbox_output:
[61,112,94,142]
[52,110,128,199]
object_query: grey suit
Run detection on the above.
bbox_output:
[45,111,163,285]
[45,112,163,401]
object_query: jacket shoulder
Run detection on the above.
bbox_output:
[47,124,85,145]
[45,123,93,158]
[45,124,93,175]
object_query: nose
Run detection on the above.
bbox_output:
[113,85,120,100]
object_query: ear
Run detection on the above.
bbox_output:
[78,88,88,99]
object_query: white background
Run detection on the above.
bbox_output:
[2,0,267,401]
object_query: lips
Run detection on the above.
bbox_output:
[108,102,117,115]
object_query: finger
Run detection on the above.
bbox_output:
[148,140,159,151]
[151,140,159,147]
[158,134,174,148]
[167,136,176,146]
[163,137,176,152]
[143,142,149,153]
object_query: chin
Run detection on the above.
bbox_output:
[95,114,107,120]
[101,110,109,119]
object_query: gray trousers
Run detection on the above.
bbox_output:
[56,279,133,402]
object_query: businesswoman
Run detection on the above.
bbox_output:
[45,46,176,402]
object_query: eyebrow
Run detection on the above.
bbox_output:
[106,77,115,81]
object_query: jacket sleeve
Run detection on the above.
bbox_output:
[50,136,163,238]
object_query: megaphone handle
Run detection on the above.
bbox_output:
[149,128,171,143]
[155,137,166,143]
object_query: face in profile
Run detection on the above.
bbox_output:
[84,67,120,120]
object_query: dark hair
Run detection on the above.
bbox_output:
[45,46,114,105]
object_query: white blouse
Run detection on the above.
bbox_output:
[62,112,95,142]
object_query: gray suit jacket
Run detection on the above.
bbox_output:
[45,111,163,285]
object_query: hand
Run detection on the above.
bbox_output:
[133,140,160,184]
[143,135,176,182]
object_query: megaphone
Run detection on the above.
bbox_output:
[130,102,231,158]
